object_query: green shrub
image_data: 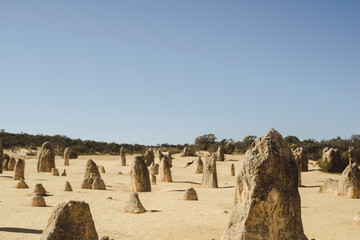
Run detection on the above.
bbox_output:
[69,150,78,159]
[317,158,332,172]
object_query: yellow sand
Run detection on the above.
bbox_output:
[0,153,359,240]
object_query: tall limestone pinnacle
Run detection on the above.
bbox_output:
[222,129,307,240]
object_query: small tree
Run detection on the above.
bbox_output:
[194,134,217,151]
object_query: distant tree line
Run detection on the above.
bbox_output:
[1,130,359,165]
[0,131,149,156]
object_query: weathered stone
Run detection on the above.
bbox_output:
[183,187,198,200]
[322,147,344,173]
[201,154,218,188]
[31,193,46,207]
[0,140,3,174]
[8,157,16,171]
[349,147,360,165]
[99,166,106,173]
[65,181,73,191]
[92,177,106,190]
[14,158,25,180]
[217,146,225,161]
[292,148,302,187]
[222,129,307,240]
[151,174,156,185]
[167,151,173,167]
[40,201,98,240]
[319,163,360,198]
[120,147,126,166]
[319,178,338,194]
[37,141,56,172]
[64,147,70,166]
[144,148,155,166]
[124,192,146,214]
[130,156,151,192]
[149,162,159,175]
[180,147,189,157]
[353,212,360,226]
[195,157,203,174]
[32,183,47,196]
[61,169,66,176]
[230,163,235,176]
[3,153,9,171]
[293,147,308,172]
[157,149,164,161]
[16,178,29,188]
[51,168,59,176]
[84,159,101,179]
[81,178,94,189]
[159,155,172,182]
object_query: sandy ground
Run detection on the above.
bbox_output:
[0,152,359,240]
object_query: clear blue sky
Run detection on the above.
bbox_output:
[1,1,359,145]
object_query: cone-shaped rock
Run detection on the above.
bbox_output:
[8,157,16,171]
[31,193,46,207]
[84,159,101,179]
[0,140,3,173]
[151,174,156,185]
[130,156,151,192]
[40,200,98,240]
[124,193,146,214]
[32,183,47,196]
[144,148,155,166]
[3,153,9,171]
[92,177,106,190]
[217,146,225,161]
[14,158,25,180]
[159,155,172,182]
[322,147,345,173]
[319,163,360,198]
[99,166,106,173]
[230,163,235,176]
[51,168,59,176]
[65,181,73,191]
[64,147,70,166]
[195,157,203,174]
[222,129,307,240]
[16,178,29,188]
[37,141,56,172]
[183,187,198,200]
[61,169,66,176]
[149,162,159,175]
[349,147,360,165]
[201,154,218,188]
[120,147,126,166]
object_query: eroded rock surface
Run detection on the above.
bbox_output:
[320,163,360,198]
[222,129,307,240]
[183,187,198,200]
[124,192,146,214]
[130,156,151,192]
[38,141,56,172]
[40,201,98,240]
[201,154,218,188]
[159,155,172,182]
